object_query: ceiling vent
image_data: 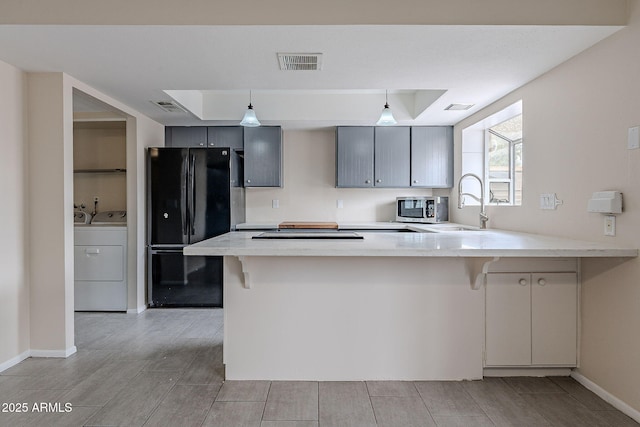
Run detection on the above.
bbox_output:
[277,53,323,71]
[151,100,188,113]
[445,103,474,111]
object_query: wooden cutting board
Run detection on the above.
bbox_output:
[278,221,339,230]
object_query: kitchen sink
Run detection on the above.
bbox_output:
[253,231,364,240]
[347,228,418,233]
[428,225,482,232]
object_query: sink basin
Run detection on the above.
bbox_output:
[253,231,364,240]
[428,225,482,232]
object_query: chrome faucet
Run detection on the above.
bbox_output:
[457,173,489,229]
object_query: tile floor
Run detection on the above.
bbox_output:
[0,309,638,426]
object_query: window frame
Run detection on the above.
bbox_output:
[460,100,523,208]
[485,126,522,206]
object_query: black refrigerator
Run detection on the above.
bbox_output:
[147,147,244,307]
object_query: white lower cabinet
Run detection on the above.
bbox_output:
[485,271,577,367]
[74,226,127,311]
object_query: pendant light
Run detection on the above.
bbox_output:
[376,90,397,126]
[240,90,261,127]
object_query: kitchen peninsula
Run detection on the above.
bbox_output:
[185,224,637,381]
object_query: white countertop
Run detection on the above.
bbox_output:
[186,223,638,258]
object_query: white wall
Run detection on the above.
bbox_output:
[246,128,440,223]
[127,113,165,313]
[0,60,29,367]
[453,0,640,413]
[73,122,127,213]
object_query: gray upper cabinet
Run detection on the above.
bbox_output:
[336,127,375,188]
[208,126,245,188]
[374,127,410,187]
[410,126,454,188]
[336,126,410,188]
[244,126,282,187]
[207,126,244,149]
[165,125,281,187]
[165,127,207,147]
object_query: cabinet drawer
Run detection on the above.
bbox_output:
[75,245,124,281]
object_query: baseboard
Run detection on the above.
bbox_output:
[30,346,77,358]
[0,350,31,373]
[1,345,77,373]
[127,305,147,314]
[484,367,572,377]
[571,371,640,423]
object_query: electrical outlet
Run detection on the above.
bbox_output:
[604,215,616,236]
[628,126,639,150]
[272,199,279,209]
[337,199,344,209]
[94,196,99,202]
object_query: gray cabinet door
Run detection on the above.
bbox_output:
[166,127,207,147]
[244,126,282,187]
[207,126,244,149]
[374,127,410,187]
[411,126,453,188]
[336,127,374,188]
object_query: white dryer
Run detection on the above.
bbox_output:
[74,211,127,311]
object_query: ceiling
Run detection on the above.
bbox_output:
[0,24,622,128]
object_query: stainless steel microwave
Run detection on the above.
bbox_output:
[396,196,449,223]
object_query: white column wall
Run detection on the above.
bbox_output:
[0,60,30,368]
[27,73,76,355]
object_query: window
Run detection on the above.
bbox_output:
[486,114,522,205]
[461,100,523,207]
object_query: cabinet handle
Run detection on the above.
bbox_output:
[376,179,382,183]
[413,180,418,184]
[518,278,528,286]
[537,278,547,286]
[209,143,215,146]
[199,142,205,146]
[246,179,251,184]
[365,180,371,184]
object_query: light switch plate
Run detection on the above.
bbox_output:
[272,199,279,209]
[540,193,561,210]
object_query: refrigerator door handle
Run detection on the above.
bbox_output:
[181,154,188,238]
[189,153,196,235]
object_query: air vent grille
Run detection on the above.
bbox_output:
[278,53,323,71]
[151,100,187,113]
[445,103,474,111]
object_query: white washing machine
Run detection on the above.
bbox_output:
[74,211,127,311]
